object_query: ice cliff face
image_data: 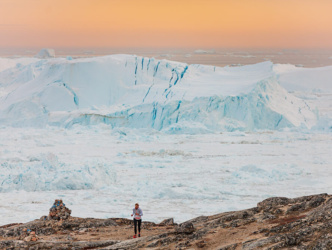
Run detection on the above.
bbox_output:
[0,54,326,131]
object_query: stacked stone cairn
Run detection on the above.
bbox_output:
[48,199,71,220]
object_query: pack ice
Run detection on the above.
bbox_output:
[1,54,329,131]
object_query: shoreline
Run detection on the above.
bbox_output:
[1,193,331,249]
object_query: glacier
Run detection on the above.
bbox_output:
[0,55,331,225]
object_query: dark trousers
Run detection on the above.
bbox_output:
[134,219,141,234]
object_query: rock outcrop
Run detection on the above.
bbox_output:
[1,193,332,249]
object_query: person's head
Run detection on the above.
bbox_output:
[135,203,139,209]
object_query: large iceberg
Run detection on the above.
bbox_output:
[0,54,328,131]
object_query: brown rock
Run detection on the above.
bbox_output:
[159,218,174,226]
[175,221,195,234]
[23,235,32,242]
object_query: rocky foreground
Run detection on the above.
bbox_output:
[1,193,332,249]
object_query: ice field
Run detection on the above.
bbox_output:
[0,54,331,225]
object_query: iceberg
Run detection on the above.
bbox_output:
[0,54,327,131]
[34,48,55,59]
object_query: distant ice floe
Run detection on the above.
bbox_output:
[194,49,216,54]
[34,48,55,59]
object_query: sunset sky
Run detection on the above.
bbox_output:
[0,0,331,48]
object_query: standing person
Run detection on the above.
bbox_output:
[131,203,143,238]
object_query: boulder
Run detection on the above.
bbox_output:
[175,221,195,234]
[159,218,174,226]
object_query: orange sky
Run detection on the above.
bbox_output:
[0,0,331,48]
